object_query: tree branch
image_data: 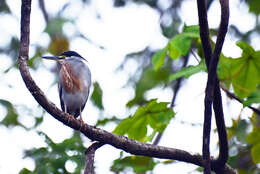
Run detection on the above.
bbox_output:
[208,1,230,172]
[18,0,235,173]
[153,54,190,145]
[197,0,229,173]
[38,0,49,23]
[221,86,260,115]
[84,142,104,174]
[197,0,212,65]
[197,0,214,172]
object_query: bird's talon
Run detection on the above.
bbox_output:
[66,114,71,124]
[78,118,85,130]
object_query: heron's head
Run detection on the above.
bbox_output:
[42,51,86,62]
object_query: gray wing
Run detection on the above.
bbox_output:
[58,82,65,112]
[79,63,91,113]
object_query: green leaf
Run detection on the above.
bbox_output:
[0,99,19,127]
[148,109,174,133]
[236,41,255,57]
[162,160,175,164]
[231,57,260,98]
[169,60,207,82]
[19,168,33,174]
[143,130,156,142]
[95,116,121,126]
[243,88,260,106]
[0,0,10,14]
[229,42,260,98]
[44,17,69,36]
[168,34,191,60]
[90,82,104,110]
[183,25,200,38]
[246,113,260,145]
[248,0,260,15]
[128,115,147,140]
[217,54,233,88]
[251,143,260,163]
[114,99,174,141]
[34,116,44,128]
[247,128,260,146]
[168,25,200,60]
[22,131,85,174]
[152,47,167,71]
[111,156,157,173]
[113,117,132,136]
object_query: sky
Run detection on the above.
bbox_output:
[0,0,257,173]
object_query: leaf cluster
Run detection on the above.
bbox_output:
[19,131,85,174]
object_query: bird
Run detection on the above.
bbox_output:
[42,51,91,122]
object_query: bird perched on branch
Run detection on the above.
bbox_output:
[42,51,91,122]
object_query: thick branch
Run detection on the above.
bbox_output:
[18,0,235,173]
[19,0,31,59]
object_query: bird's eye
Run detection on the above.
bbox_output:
[59,56,66,59]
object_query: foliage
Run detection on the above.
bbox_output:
[19,131,85,174]
[113,99,174,142]
[168,60,206,82]
[227,114,260,173]
[0,99,19,127]
[0,0,259,174]
[111,155,157,173]
[243,87,260,107]
[90,82,104,110]
[152,25,200,71]
[228,42,260,98]
[248,0,260,15]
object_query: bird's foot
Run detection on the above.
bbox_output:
[66,113,74,124]
[78,116,85,130]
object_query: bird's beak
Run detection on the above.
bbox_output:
[42,55,65,61]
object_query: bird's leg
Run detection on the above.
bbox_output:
[65,105,72,124]
[79,107,83,122]
[78,107,85,130]
[64,105,67,113]
[79,107,85,123]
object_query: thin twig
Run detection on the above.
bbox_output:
[221,86,260,115]
[153,54,190,145]
[38,0,49,22]
[190,48,200,63]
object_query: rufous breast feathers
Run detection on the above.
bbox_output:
[60,62,84,93]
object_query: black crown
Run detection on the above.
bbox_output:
[60,51,84,59]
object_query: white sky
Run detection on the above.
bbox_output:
[0,0,257,173]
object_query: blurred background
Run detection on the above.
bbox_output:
[0,0,259,173]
